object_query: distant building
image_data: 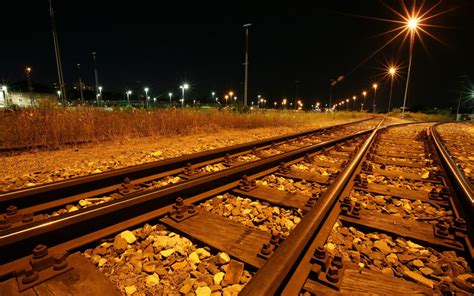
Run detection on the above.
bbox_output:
[1,81,58,108]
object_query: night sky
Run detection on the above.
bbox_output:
[2,0,473,110]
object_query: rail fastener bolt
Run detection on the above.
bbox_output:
[53,253,68,271]
[314,246,326,259]
[261,243,273,256]
[6,205,18,216]
[21,265,39,284]
[33,244,49,259]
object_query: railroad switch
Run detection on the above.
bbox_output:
[168,197,199,222]
[239,175,257,192]
[309,246,345,290]
[15,245,72,292]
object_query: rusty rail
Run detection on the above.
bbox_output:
[431,124,474,225]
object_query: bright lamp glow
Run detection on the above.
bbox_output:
[183,84,189,89]
[373,84,378,89]
[144,87,149,92]
[389,67,396,75]
[407,18,419,30]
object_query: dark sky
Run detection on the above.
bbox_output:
[2,0,473,110]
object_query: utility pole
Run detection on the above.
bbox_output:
[243,24,251,108]
[92,52,100,106]
[77,64,85,105]
[49,0,67,105]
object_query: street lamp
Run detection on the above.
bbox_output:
[224,95,229,105]
[346,98,349,111]
[362,91,367,111]
[126,90,132,105]
[352,96,357,111]
[402,18,419,114]
[144,87,149,108]
[372,84,378,113]
[98,86,103,106]
[180,84,189,107]
[169,92,173,107]
[388,66,397,112]
[57,90,61,102]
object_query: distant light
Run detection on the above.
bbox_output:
[169,92,172,97]
[212,92,215,96]
[98,86,103,91]
[57,90,61,95]
[362,91,367,96]
[346,99,349,102]
[144,87,149,92]
[353,96,356,100]
[389,67,396,76]
[127,90,132,95]
[373,84,378,89]
[183,84,189,89]
[2,86,7,91]
[407,18,419,30]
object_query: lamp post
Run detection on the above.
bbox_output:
[2,86,8,108]
[180,84,189,107]
[126,90,132,105]
[362,91,367,111]
[346,98,349,111]
[144,87,149,108]
[77,64,84,105]
[169,92,173,107]
[57,90,61,102]
[402,18,419,114]
[98,86,103,106]
[372,84,378,113]
[388,67,396,113]
[211,91,215,104]
[352,96,357,111]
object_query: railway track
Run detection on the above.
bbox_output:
[1,119,472,295]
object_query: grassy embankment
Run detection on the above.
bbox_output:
[0,108,369,150]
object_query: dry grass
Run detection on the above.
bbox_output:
[0,108,369,150]
[388,111,454,122]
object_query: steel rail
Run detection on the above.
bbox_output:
[240,119,384,295]
[0,117,375,210]
[0,127,375,264]
[431,123,474,223]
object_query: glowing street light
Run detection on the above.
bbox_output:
[387,66,398,112]
[98,86,103,106]
[180,84,189,107]
[57,90,61,101]
[372,84,378,113]
[144,87,149,108]
[126,90,132,104]
[224,95,229,105]
[346,98,349,111]
[169,92,173,107]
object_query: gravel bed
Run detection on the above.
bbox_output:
[437,123,474,183]
[200,193,302,237]
[325,221,473,294]
[84,224,252,296]
[349,190,450,222]
[291,163,339,176]
[370,162,437,176]
[256,175,326,197]
[362,173,442,193]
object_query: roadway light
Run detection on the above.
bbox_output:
[180,84,189,107]
[372,84,378,113]
[126,90,132,104]
[407,18,419,30]
[168,92,173,107]
[387,66,398,112]
[144,87,149,108]
[57,90,61,101]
